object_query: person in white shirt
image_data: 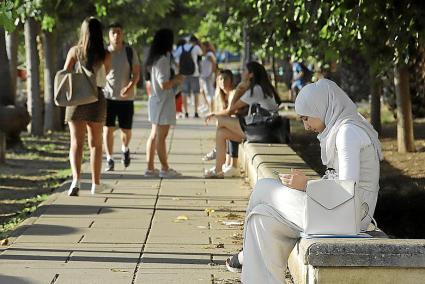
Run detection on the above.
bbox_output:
[199,41,217,112]
[225,79,383,284]
[144,29,185,178]
[204,61,280,178]
[174,35,203,118]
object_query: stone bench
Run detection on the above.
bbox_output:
[239,142,425,284]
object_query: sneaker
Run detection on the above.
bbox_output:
[159,168,182,178]
[223,166,240,177]
[67,186,79,197]
[194,112,199,118]
[91,183,112,195]
[144,169,160,177]
[202,149,216,161]
[204,167,224,179]
[122,149,131,168]
[225,253,242,273]
[105,159,114,172]
[185,112,189,118]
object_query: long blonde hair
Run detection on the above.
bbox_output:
[215,69,234,111]
[76,17,106,69]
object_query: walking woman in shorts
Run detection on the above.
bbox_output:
[64,17,112,196]
[144,29,185,178]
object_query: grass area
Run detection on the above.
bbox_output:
[0,194,49,240]
[0,131,71,241]
[358,102,396,124]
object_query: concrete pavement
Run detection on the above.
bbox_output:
[0,106,249,284]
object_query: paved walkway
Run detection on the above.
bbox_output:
[0,107,250,283]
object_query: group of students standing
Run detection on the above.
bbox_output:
[63,17,284,193]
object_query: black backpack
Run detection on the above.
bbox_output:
[179,45,195,75]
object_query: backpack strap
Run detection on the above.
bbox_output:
[188,44,195,53]
[125,46,133,79]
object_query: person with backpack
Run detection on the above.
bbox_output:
[174,35,203,118]
[291,60,312,101]
[103,22,140,171]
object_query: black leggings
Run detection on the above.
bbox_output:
[226,140,239,158]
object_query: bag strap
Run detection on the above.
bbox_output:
[125,46,133,80]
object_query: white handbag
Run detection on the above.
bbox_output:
[304,179,362,235]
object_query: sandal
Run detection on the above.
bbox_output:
[225,252,242,273]
[202,149,216,161]
[204,167,224,179]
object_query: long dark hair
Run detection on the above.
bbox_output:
[76,17,106,70]
[216,69,234,110]
[146,28,174,67]
[246,61,280,104]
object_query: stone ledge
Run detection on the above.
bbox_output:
[297,238,425,267]
[240,141,425,283]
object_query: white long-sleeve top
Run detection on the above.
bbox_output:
[335,123,372,182]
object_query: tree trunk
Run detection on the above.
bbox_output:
[272,54,278,89]
[242,22,251,70]
[6,30,18,100]
[0,131,5,164]
[370,72,382,135]
[0,28,14,106]
[42,30,61,131]
[394,63,415,152]
[25,18,43,136]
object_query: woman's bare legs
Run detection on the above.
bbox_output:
[146,124,157,170]
[214,116,245,172]
[87,121,103,185]
[68,121,86,182]
[156,124,170,170]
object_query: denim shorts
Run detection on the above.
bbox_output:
[182,76,200,96]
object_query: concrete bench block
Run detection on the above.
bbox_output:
[289,238,425,283]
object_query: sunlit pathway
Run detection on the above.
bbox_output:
[0,104,249,284]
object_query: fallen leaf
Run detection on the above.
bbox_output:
[175,215,189,221]
[216,243,224,248]
[222,220,243,226]
[204,208,215,214]
[110,268,128,273]
[0,239,8,246]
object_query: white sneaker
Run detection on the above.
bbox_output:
[144,169,160,177]
[91,183,112,195]
[159,168,182,178]
[223,166,240,177]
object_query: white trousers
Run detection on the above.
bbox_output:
[241,178,305,284]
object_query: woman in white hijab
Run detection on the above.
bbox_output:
[227,78,383,284]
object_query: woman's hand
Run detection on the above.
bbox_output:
[279,169,308,191]
[204,112,215,125]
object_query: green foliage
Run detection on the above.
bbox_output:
[0,0,16,31]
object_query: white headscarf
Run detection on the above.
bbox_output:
[295,78,383,166]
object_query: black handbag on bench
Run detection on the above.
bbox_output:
[243,103,284,143]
